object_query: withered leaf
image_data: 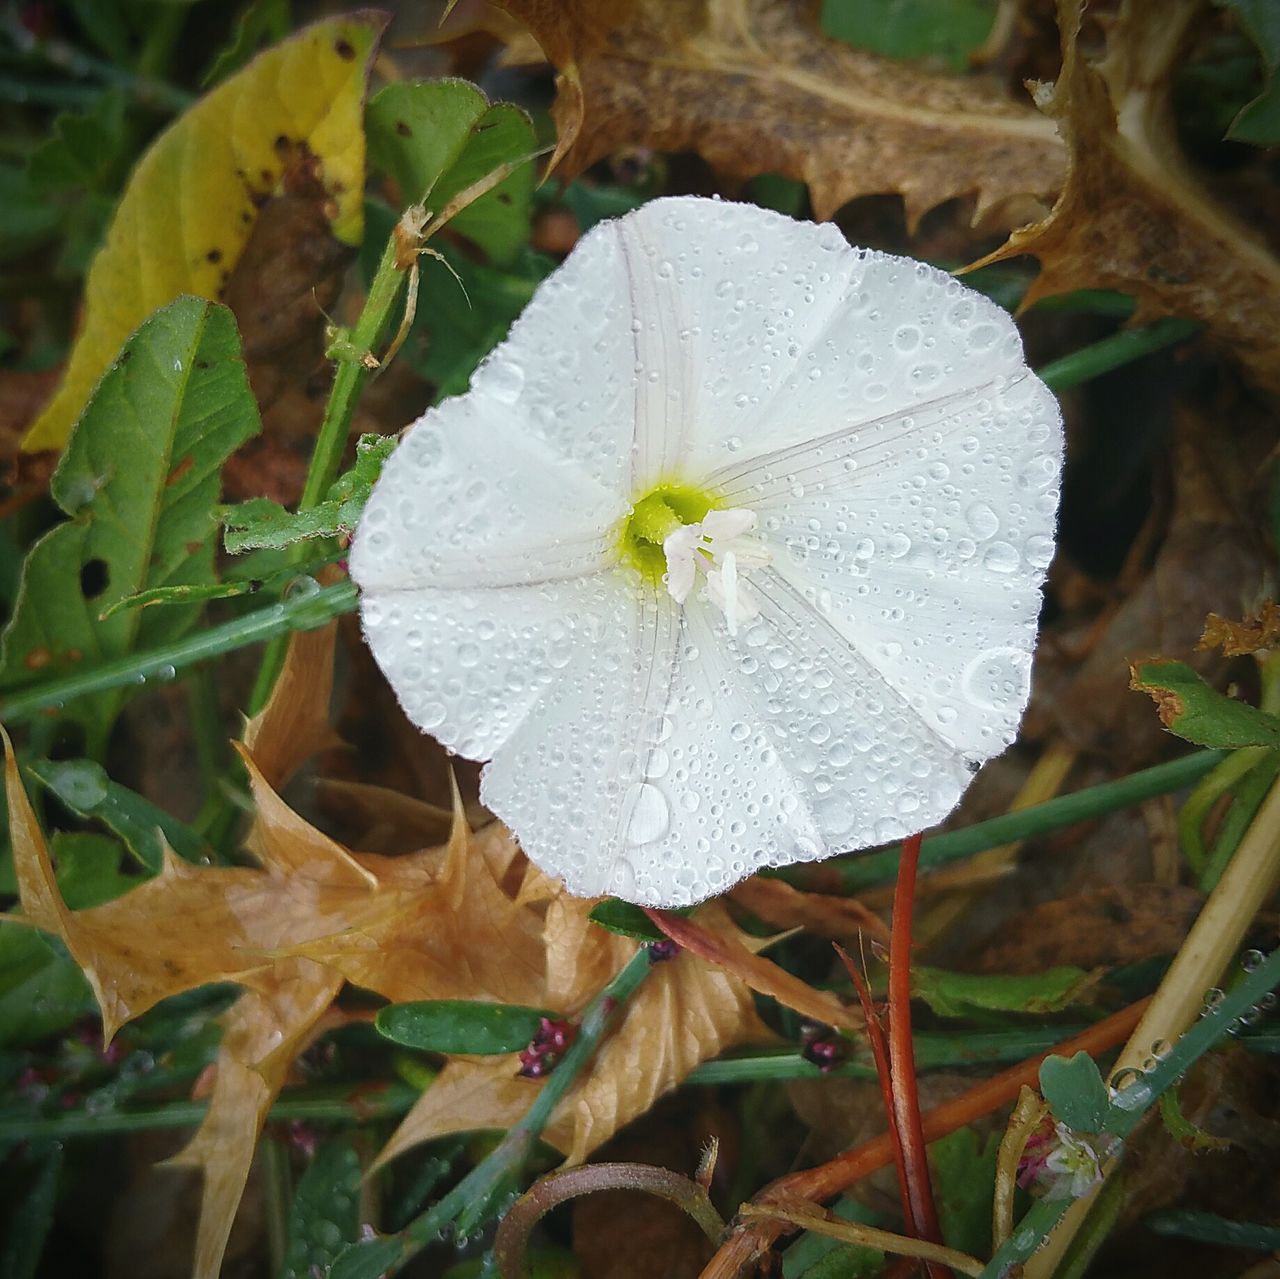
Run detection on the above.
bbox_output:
[373,901,774,1170]
[730,874,890,944]
[1199,602,1280,657]
[497,0,1064,227]
[968,0,1280,393]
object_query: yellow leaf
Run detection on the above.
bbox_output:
[24,14,385,452]
[967,0,1280,393]
[496,0,1063,228]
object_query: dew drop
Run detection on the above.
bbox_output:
[623,782,670,846]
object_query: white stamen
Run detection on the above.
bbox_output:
[662,506,768,631]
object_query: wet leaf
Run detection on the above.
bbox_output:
[277,1138,363,1279]
[221,434,396,554]
[373,902,774,1169]
[1039,1050,1112,1134]
[931,1128,998,1258]
[0,299,261,752]
[912,964,1101,1019]
[366,79,537,265]
[375,999,555,1054]
[968,0,1280,393]
[0,928,93,1048]
[1129,658,1280,748]
[24,14,384,452]
[496,0,1064,227]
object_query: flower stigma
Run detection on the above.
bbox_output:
[619,485,771,635]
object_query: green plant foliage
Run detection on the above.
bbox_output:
[221,433,396,554]
[0,1144,63,1279]
[27,757,210,872]
[365,80,537,266]
[48,831,134,909]
[1039,1050,1112,1134]
[0,298,261,753]
[0,930,94,1049]
[375,1000,554,1055]
[912,965,1099,1018]
[1131,659,1280,748]
[277,1139,363,1279]
[1145,1208,1280,1249]
[931,1127,999,1257]
[203,0,293,86]
[820,0,998,72]
[1217,0,1280,144]
[588,898,694,941]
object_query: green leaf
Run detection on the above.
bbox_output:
[0,298,261,752]
[1130,659,1280,748]
[1216,0,1280,145]
[26,89,130,194]
[0,929,94,1048]
[366,80,536,265]
[221,433,395,554]
[48,832,135,909]
[27,757,211,873]
[203,0,293,87]
[820,0,998,73]
[277,1139,362,1279]
[1156,1087,1231,1153]
[589,898,694,941]
[1039,1051,1112,1134]
[329,1238,405,1279]
[444,1249,579,1278]
[930,1128,998,1258]
[410,245,554,400]
[0,165,61,263]
[375,1000,553,1055]
[0,1144,63,1279]
[1145,1209,1280,1249]
[911,965,1099,1019]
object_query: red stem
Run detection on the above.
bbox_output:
[835,943,916,1234]
[888,832,951,1279]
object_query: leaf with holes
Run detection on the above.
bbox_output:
[23,13,383,452]
[365,79,537,266]
[0,298,260,751]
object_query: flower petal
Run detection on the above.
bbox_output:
[479,577,685,899]
[359,570,646,762]
[350,219,646,593]
[720,374,1062,758]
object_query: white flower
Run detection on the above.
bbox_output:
[350,196,1062,908]
[1041,1123,1109,1200]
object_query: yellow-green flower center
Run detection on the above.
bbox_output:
[619,484,717,581]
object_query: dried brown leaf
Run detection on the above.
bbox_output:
[497,0,1064,227]
[1199,602,1280,658]
[968,0,1280,392]
[730,874,890,944]
[645,906,861,1030]
[166,960,342,1279]
[374,902,774,1169]
[241,620,344,789]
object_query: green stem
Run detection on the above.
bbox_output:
[1200,750,1280,891]
[332,947,655,1277]
[1178,746,1268,876]
[778,750,1224,894]
[0,581,358,725]
[248,236,408,712]
[1037,318,1201,392]
[0,1083,419,1142]
[262,1135,292,1277]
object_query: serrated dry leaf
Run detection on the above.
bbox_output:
[497,0,1064,227]
[968,0,1280,393]
[24,14,383,452]
[166,960,342,1279]
[242,619,344,789]
[373,901,774,1170]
